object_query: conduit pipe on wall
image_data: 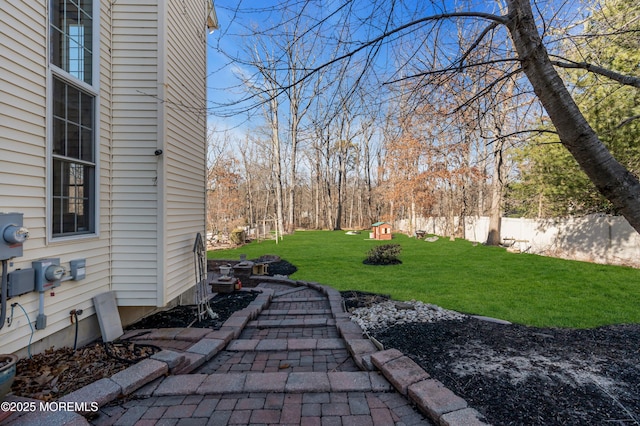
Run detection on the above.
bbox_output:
[0,260,7,330]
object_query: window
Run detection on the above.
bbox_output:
[50,0,93,83]
[51,78,95,236]
[50,0,96,237]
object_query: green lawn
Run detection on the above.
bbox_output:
[208,230,640,328]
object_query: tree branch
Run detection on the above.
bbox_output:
[457,22,501,70]
[617,114,640,129]
[549,57,640,88]
[290,11,507,88]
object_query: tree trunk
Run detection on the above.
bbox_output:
[486,138,505,245]
[506,0,640,234]
[334,154,345,230]
[270,100,285,242]
[288,124,298,233]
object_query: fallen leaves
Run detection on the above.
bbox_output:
[12,344,131,401]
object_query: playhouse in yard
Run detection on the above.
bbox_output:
[371,221,393,240]
[0,0,218,357]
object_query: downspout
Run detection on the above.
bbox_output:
[203,0,210,249]
[1,260,7,330]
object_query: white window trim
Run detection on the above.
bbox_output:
[46,0,101,243]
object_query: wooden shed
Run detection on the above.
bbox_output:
[371,221,393,240]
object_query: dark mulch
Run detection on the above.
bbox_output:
[126,291,259,330]
[341,290,390,311]
[362,259,402,265]
[255,258,298,276]
[373,316,640,426]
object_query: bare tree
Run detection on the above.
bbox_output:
[213,0,640,234]
[241,41,286,241]
[281,23,322,232]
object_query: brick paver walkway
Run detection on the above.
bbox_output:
[88,281,432,426]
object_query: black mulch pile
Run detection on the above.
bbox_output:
[254,257,298,276]
[126,291,259,330]
[372,317,640,426]
[341,290,390,311]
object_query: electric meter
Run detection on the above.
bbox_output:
[45,265,65,282]
[33,258,64,291]
[0,212,29,260]
[3,225,29,244]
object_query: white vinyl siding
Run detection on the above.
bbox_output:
[1,0,209,355]
[163,0,208,303]
[0,1,48,255]
[98,0,113,242]
[0,1,111,355]
[110,0,208,306]
[110,0,160,306]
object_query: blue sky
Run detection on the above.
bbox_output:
[205,0,586,137]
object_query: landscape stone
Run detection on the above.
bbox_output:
[408,379,467,418]
[110,358,168,395]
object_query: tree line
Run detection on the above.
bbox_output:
[205,0,640,242]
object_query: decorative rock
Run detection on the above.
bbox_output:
[350,300,466,332]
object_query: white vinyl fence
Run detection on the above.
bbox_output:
[396,215,640,268]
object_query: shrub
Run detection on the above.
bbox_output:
[230,228,246,245]
[364,244,402,265]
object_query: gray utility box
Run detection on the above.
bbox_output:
[33,258,63,291]
[7,268,36,298]
[69,258,86,280]
[0,212,29,260]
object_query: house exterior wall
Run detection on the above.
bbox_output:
[0,0,209,355]
[162,0,208,304]
[110,0,162,306]
[0,1,112,355]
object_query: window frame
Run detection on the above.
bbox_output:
[47,0,100,242]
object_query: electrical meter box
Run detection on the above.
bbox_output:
[0,212,29,260]
[33,258,64,291]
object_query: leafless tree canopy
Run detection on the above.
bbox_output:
[206,0,640,238]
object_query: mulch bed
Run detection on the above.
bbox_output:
[373,316,640,425]
[341,290,390,310]
[254,257,298,276]
[126,291,258,330]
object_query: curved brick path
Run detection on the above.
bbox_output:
[94,281,431,425]
[3,278,487,425]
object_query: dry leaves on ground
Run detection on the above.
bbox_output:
[13,344,131,401]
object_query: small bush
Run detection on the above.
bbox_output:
[230,228,246,245]
[364,244,402,265]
